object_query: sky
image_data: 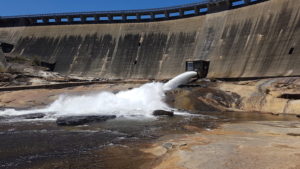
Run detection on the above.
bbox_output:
[0,0,204,16]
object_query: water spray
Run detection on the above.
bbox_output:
[0,71,198,120]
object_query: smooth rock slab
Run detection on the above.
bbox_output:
[0,113,46,120]
[153,110,174,116]
[16,113,46,119]
[56,115,117,126]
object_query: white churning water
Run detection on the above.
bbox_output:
[0,71,197,120]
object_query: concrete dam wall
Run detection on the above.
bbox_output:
[0,0,299,79]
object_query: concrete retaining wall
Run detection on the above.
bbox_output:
[0,0,299,79]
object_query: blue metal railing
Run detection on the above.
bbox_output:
[0,0,226,19]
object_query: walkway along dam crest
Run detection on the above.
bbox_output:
[0,0,299,79]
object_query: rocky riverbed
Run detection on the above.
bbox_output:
[0,110,299,169]
[148,119,300,169]
[0,78,299,169]
[167,77,300,116]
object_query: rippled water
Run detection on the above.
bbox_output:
[0,111,297,169]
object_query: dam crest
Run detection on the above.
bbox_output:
[1,0,267,26]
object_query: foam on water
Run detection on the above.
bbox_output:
[0,71,197,120]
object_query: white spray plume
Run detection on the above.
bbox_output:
[0,71,197,120]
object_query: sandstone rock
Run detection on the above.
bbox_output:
[153,110,174,116]
[162,142,173,150]
[56,115,117,126]
[0,73,15,82]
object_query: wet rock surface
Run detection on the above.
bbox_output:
[217,77,300,115]
[166,87,241,112]
[153,110,174,116]
[0,73,16,82]
[56,115,117,126]
[14,113,46,119]
[151,121,300,169]
[0,96,299,169]
[0,113,46,121]
[0,112,223,169]
[166,77,300,115]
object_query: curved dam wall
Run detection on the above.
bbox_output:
[0,0,299,79]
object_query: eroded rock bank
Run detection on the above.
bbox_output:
[166,77,300,115]
[0,76,300,116]
[144,121,300,169]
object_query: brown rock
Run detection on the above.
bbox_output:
[153,110,174,116]
[56,115,117,126]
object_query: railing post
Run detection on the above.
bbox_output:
[81,16,86,23]
[165,11,169,18]
[194,6,200,15]
[226,0,232,8]
[244,0,251,4]
[150,13,155,20]
[95,15,100,22]
[42,18,48,24]
[55,17,61,23]
[27,18,34,25]
[67,16,72,23]
[137,14,141,21]
[179,9,184,17]
[108,15,113,21]
[122,14,126,21]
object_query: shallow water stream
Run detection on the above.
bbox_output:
[0,111,298,169]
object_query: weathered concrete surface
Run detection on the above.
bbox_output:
[144,121,300,169]
[0,0,299,79]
